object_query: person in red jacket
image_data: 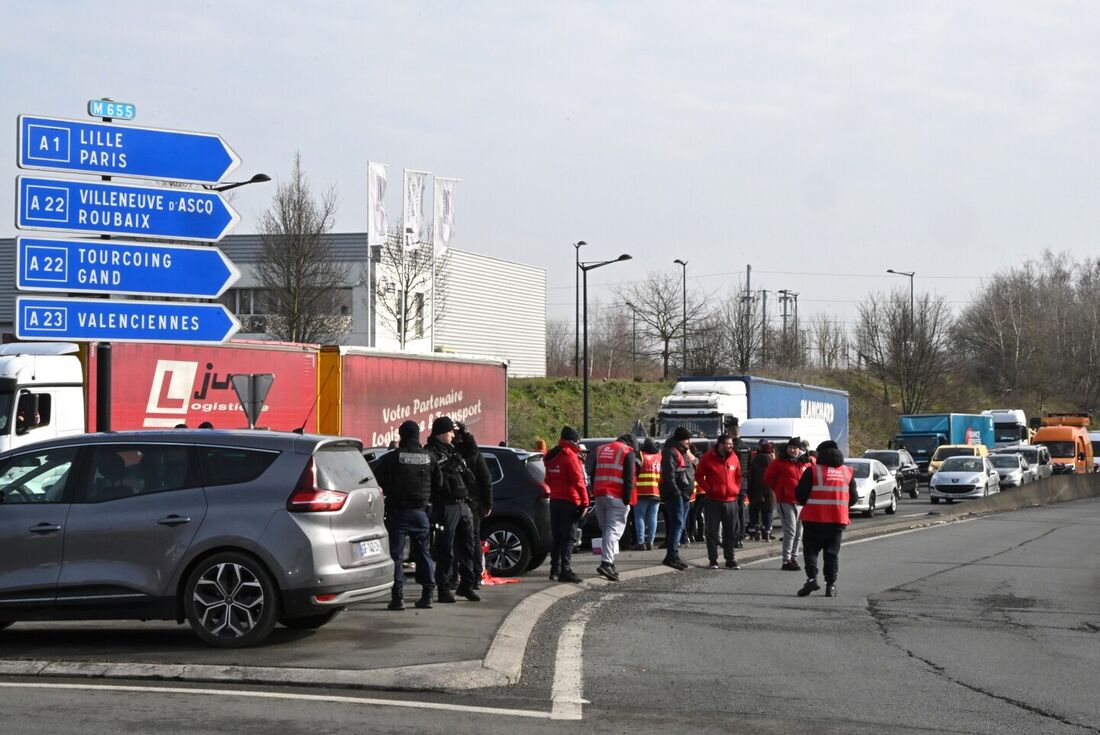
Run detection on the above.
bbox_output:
[545,426,588,583]
[695,434,743,569]
[763,437,812,571]
[545,426,588,584]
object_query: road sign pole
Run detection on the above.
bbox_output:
[96,102,113,433]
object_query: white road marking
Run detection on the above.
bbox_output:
[551,593,619,721]
[0,681,550,720]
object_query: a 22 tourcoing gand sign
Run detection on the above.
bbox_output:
[13,104,245,344]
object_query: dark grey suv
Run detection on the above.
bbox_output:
[0,430,392,647]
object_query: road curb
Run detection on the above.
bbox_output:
[2,477,1096,692]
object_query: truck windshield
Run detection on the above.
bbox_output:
[899,436,939,456]
[1038,441,1075,458]
[0,391,12,431]
[994,426,1021,443]
[659,416,721,439]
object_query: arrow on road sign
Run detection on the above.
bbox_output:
[16,237,241,298]
[16,176,240,242]
[16,296,241,345]
[18,115,240,183]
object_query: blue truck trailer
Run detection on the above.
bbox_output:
[657,375,850,453]
[892,413,995,480]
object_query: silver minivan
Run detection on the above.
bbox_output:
[995,444,1053,482]
[0,430,392,647]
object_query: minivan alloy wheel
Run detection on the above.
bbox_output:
[184,552,279,647]
[484,521,532,576]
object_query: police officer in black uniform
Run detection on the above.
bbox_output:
[454,422,493,589]
[427,416,480,603]
[371,420,440,611]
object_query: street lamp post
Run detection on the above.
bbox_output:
[887,269,916,340]
[581,253,632,436]
[624,300,637,380]
[673,258,688,374]
[573,241,586,377]
[206,173,272,193]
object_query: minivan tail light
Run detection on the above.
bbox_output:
[287,459,349,512]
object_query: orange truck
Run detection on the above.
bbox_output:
[1032,414,1093,475]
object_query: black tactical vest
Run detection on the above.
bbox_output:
[388,447,433,507]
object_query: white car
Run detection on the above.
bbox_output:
[988,453,1030,487]
[929,456,1001,503]
[844,458,899,517]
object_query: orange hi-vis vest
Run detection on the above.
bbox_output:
[637,452,661,497]
[800,464,853,525]
[593,440,630,499]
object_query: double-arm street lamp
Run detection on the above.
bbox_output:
[887,268,916,340]
[207,173,272,193]
[673,258,688,374]
[581,253,632,436]
[573,241,587,377]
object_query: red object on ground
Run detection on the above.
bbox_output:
[480,540,520,586]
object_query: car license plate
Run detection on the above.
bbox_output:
[357,539,383,558]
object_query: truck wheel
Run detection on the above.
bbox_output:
[863,492,876,518]
[280,610,341,630]
[885,491,898,515]
[483,521,532,577]
[183,552,280,648]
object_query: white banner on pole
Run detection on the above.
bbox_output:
[403,169,429,251]
[433,177,459,255]
[367,162,388,247]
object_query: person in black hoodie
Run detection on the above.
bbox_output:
[660,427,695,570]
[454,422,493,590]
[794,440,858,598]
[427,416,480,603]
[747,440,776,541]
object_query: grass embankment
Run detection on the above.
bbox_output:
[508,371,1012,454]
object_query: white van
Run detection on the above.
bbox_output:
[738,418,832,454]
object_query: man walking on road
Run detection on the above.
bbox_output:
[427,416,480,603]
[592,434,639,581]
[371,420,439,611]
[764,437,811,571]
[545,426,588,584]
[695,434,742,569]
[795,440,857,597]
[660,427,695,571]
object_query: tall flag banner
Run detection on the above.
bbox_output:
[433,177,459,255]
[402,169,429,251]
[367,162,388,247]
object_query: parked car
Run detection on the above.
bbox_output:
[994,445,1052,481]
[365,444,551,577]
[928,444,990,478]
[929,455,1001,503]
[845,458,899,517]
[987,453,1030,488]
[862,448,920,498]
[0,430,392,647]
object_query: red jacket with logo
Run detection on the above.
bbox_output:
[695,448,742,502]
[763,456,808,505]
[545,439,588,507]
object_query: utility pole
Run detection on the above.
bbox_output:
[760,289,769,365]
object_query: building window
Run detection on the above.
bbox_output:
[220,288,351,334]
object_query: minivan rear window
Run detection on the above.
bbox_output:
[315,444,373,490]
[202,447,279,486]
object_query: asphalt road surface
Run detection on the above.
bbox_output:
[3,497,1097,734]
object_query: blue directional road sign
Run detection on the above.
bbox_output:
[19,115,239,183]
[16,296,241,345]
[16,237,241,298]
[16,176,240,242]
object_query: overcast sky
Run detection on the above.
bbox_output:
[4,2,1099,333]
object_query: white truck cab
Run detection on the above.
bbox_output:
[982,409,1030,448]
[0,342,86,453]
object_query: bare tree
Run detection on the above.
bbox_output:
[809,313,847,369]
[855,289,953,413]
[727,287,762,373]
[370,229,451,349]
[617,273,706,378]
[256,153,351,343]
[545,318,573,376]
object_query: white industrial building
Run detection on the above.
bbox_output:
[0,232,548,377]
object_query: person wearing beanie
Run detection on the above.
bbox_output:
[453,421,493,590]
[545,425,587,583]
[591,434,640,581]
[631,437,662,551]
[659,427,696,570]
[426,416,480,603]
[794,440,857,597]
[695,434,743,569]
[747,440,776,541]
[763,436,811,571]
[370,420,440,611]
[726,418,753,548]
